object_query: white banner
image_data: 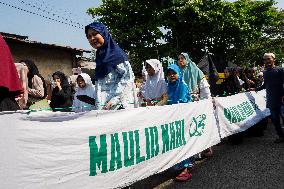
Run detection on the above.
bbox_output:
[215,90,270,138]
[0,99,220,189]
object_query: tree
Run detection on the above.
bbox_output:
[161,0,284,66]
[234,8,284,67]
[87,0,165,72]
[87,0,284,71]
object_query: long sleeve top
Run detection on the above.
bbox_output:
[257,67,284,108]
[50,86,72,111]
[72,85,96,112]
[26,75,45,108]
[95,61,136,110]
[28,75,44,98]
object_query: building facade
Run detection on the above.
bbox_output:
[1,32,91,79]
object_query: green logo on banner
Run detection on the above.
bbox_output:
[89,119,186,176]
[189,114,206,137]
[224,101,256,124]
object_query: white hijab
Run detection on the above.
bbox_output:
[73,73,96,112]
[142,59,167,100]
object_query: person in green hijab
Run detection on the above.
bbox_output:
[177,52,213,162]
[177,52,211,100]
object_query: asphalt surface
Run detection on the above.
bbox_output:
[128,123,284,189]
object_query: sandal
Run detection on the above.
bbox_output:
[175,173,193,182]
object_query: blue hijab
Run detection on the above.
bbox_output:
[167,64,191,105]
[85,22,128,80]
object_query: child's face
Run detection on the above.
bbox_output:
[87,28,104,49]
[145,63,155,76]
[135,80,142,88]
[178,55,187,68]
[77,76,86,88]
[167,70,178,82]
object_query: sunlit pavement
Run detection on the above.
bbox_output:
[128,123,284,189]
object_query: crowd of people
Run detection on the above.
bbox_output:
[1,22,283,182]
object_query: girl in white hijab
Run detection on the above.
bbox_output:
[141,59,168,106]
[72,73,96,112]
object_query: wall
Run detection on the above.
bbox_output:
[7,42,77,80]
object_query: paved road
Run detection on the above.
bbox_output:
[129,124,284,189]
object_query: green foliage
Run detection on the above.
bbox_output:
[87,0,284,71]
[87,0,164,72]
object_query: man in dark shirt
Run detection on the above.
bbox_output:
[257,53,284,143]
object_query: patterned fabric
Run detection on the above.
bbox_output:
[27,75,45,107]
[95,61,136,110]
[28,75,44,98]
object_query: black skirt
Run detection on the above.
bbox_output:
[0,87,20,112]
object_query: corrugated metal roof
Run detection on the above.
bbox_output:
[1,32,91,53]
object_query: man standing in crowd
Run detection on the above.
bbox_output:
[257,53,284,143]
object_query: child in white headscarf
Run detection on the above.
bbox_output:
[141,59,168,106]
[72,73,96,112]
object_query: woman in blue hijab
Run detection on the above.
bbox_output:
[85,22,136,110]
[167,64,191,105]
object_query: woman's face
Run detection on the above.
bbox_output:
[87,28,105,49]
[53,75,61,83]
[224,68,230,78]
[77,76,86,88]
[167,70,178,82]
[178,55,187,68]
[145,63,155,76]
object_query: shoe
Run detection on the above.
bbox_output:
[274,138,284,143]
[175,173,193,182]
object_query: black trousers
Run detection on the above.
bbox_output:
[269,107,284,138]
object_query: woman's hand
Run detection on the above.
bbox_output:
[55,81,62,90]
[103,101,112,110]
